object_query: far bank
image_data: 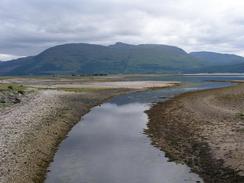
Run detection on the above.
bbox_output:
[146,83,244,183]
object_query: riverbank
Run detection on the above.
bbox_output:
[146,84,244,183]
[0,89,130,183]
[0,77,177,183]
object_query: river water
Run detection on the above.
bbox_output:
[45,74,244,183]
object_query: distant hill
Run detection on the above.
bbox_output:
[189,51,244,73]
[190,51,244,66]
[190,62,244,73]
[0,57,34,75]
[1,43,244,75]
[0,42,201,75]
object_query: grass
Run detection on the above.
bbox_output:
[0,83,26,94]
[0,84,26,108]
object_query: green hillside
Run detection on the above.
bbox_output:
[1,43,244,75]
[190,51,244,66]
[0,42,201,75]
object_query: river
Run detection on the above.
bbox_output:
[45,74,244,183]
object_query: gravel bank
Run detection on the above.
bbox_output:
[28,81,178,90]
[146,84,244,183]
[0,89,128,183]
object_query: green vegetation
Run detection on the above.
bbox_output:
[190,51,244,66]
[0,83,26,94]
[1,43,244,76]
[0,83,27,108]
[0,43,201,75]
[190,51,244,73]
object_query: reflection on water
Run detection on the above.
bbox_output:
[46,75,244,183]
[46,103,203,183]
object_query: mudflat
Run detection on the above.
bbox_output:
[146,84,244,183]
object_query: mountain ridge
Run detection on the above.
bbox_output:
[190,51,244,66]
[0,42,244,75]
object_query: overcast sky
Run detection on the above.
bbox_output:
[1,0,244,60]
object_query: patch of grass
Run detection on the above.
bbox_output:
[0,83,26,93]
[0,76,13,80]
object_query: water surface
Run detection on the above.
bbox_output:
[46,102,203,183]
[46,75,244,183]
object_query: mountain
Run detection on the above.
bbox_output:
[190,62,244,73]
[0,42,201,75]
[0,57,34,75]
[189,51,244,73]
[1,43,244,75]
[190,51,244,66]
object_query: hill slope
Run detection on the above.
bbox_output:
[1,43,244,75]
[0,43,201,75]
[191,62,244,73]
[190,51,244,66]
[190,51,244,73]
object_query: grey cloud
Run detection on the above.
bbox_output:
[0,0,244,59]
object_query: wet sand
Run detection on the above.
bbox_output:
[146,84,244,183]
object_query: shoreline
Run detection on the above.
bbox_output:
[0,88,131,183]
[0,80,177,183]
[146,84,244,183]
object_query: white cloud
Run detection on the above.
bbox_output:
[0,53,23,61]
[0,0,244,56]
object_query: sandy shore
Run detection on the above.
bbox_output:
[146,84,244,183]
[0,79,178,183]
